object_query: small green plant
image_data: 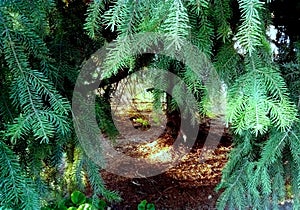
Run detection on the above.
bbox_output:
[129,114,151,130]
[71,191,86,206]
[137,200,155,210]
[135,117,150,127]
[286,184,293,199]
[42,190,107,210]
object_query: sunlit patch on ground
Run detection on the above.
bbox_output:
[137,140,158,153]
[101,143,232,209]
[105,100,233,208]
[166,146,230,185]
[147,147,172,163]
[114,131,231,185]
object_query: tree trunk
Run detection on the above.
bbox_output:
[164,94,181,139]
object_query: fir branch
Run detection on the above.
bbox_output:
[9,13,49,59]
[216,160,249,209]
[102,36,135,78]
[0,140,40,209]
[161,0,191,50]
[186,0,210,15]
[270,159,286,206]
[187,2,214,55]
[84,0,105,39]
[137,0,167,32]
[258,129,288,166]
[197,16,214,55]
[227,57,297,135]
[236,0,264,55]
[214,43,243,84]
[103,0,127,32]
[84,155,121,202]
[104,0,141,36]
[288,127,300,202]
[2,26,70,143]
[213,0,232,42]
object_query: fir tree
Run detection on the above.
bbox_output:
[84,0,300,209]
[1,0,300,209]
[0,0,120,208]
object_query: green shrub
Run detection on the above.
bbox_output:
[135,118,150,127]
[42,190,107,210]
[137,200,155,210]
[71,191,86,206]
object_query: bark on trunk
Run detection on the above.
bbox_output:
[164,94,181,139]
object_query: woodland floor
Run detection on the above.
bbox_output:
[100,107,232,209]
[97,99,294,210]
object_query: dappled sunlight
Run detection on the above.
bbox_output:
[115,130,231,184]
[147,147,173,163]
[133,137,177,164]
[165,146,230,185]
[137,139,158,153]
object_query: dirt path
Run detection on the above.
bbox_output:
[101,113,231,209]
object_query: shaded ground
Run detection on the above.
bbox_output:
[101,109,232,209]
[101,146,230,209]
[99,99,294,209]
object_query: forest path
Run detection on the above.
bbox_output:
[102,101,293,209]
[101,106,231,209]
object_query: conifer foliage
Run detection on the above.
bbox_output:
[0,0,119,209]
[85,0,300,209]
[0,0,70,208]
[0,0,300,209]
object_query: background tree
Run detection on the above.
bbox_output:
[85,0,300,209]
[0,1,120,209]
[1,0,300,209]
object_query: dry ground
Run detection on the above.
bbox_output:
[100,112,232,209]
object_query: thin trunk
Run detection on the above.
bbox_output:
[164,94,181,139]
